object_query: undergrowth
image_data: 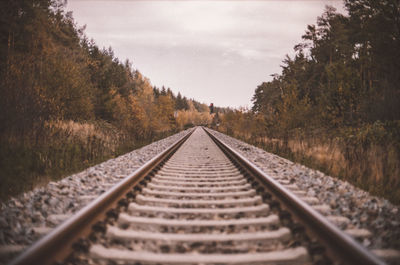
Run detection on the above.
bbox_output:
[0,120,176,202]
[218,121,400,205]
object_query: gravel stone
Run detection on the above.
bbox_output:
[208,129,400,254]
[0,129,191,264]
[1,127,399,264]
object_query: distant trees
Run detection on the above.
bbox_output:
[214,1,400,203]
[0,0,213,143]
[239,2,400,137]
[0,0,217,199]
[176,92,190,111]
[218,1,400,139]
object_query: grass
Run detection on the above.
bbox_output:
[222,130,400,205]
[0,120,176,202]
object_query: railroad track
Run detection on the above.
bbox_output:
[9,127,385,265]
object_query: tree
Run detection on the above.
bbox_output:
[153,95,176,132]
[345,0,400,121]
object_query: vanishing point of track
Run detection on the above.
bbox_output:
[10,127,384,265]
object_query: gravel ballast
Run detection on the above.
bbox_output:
[1,127,399,264]
[0,129,191,264]
[208,129,400,259]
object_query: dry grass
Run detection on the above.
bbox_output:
[48,120,119,146]
[288,139,347,176]
[229,132,400,204]
[50,120,98,139]
[1,119,178,202]
[1,120,121,201]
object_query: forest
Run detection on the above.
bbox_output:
[0,0,216,200]
[213,1,400,203]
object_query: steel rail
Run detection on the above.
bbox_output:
[9,129,194,265]
[203,127,384,265]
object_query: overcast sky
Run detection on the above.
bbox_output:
[67,0,345,108]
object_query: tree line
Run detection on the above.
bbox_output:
[215,1,400,203]
[250,3,399,134]
[0,0,213,140]
[0,0,213,199]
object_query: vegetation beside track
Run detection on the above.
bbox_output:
[0,0,217,201]
[211,1,400,204]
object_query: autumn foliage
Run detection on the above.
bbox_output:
[0,0,212,200]
[214,2,400,203]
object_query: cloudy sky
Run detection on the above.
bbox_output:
[66,0,345,108]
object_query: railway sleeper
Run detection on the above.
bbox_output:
[117,213,280,233]
[156,172,242,178]
[141,188,256,199]
[135,194,262,208]
[102,226,293,254]
[158,167,240,173]
[127,203,271,220]
[161,165,238,171]
[152,175,244,182]
[146,183,252,192]
[89,244,310,265]
[149,178,248,187]
[163,162,235,168]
